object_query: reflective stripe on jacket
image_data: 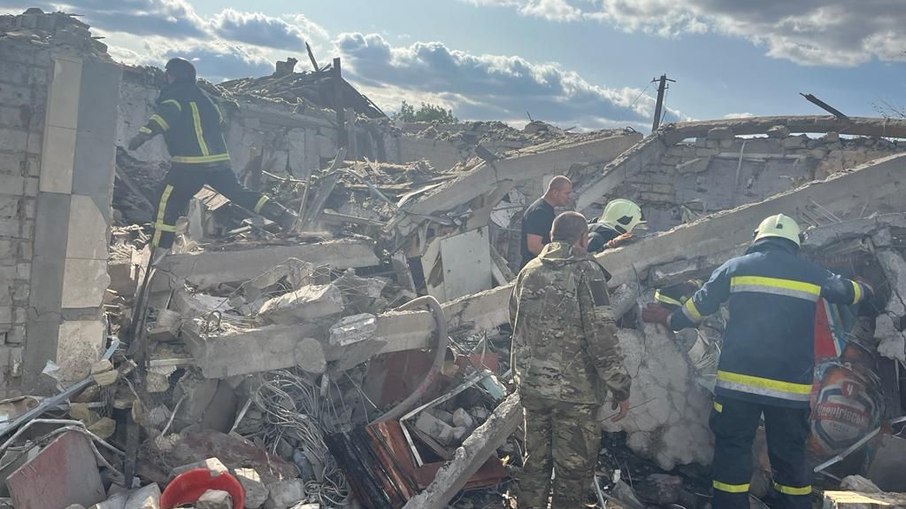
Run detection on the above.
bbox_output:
[139,81,230,165]
[669,238,870,408]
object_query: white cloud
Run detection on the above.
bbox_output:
[1,2,687,128]
[723,112,755,119]
[465,0,906,66]
[335,32,685,129]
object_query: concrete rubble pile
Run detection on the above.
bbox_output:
[4,7,906,509]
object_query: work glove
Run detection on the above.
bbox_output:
[606,232,634,249]
[641,303,671,326]
[128,131,152,151]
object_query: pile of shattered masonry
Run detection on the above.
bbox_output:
[5,8,906,509]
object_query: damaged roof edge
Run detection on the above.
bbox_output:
[576,115,906,212]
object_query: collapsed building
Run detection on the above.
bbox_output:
[1,8,906,509]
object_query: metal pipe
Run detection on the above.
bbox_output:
[371,295,448,423]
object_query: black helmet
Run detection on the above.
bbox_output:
[165,57,196,83]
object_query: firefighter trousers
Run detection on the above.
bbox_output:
[151,163,287,248]
[710,397,812,509]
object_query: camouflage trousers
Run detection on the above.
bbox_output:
[516,394,600,508]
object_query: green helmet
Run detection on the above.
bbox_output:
[600,199,645,234]
[753,214,803,247]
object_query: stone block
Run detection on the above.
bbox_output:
[56,319,105,382]
[452,408,475,429]
[257,284,344,325]
[639,191,674,203]
[76,58,119,138]
[0,83,32,106]
[822,131,840,143]
[0,151,25,176]
[61,258,109,308]
[706,126,733,140]
[767,125,790,138]
[0,105,29,129]
[263,479,306,509]
[123,483,160,509]
[39,125,77,194]
[169,457,229,479]
[6,325,24,344]
[328,313,377,347]
[46,56,82,130]
[0,174,25,194]
[66,195,108,260]
[197,490,232,509]
[0,194,21,218]
[0,42,47,65]
[415,412,455,445]
[675,157,709,174]
[822,490,906,508]
[782,135,808,149]
[233,468,269,509]
[71,131,117,207]
[0,239,13,265]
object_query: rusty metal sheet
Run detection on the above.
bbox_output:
[7,431,106,509]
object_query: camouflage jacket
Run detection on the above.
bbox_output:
[509,241,631,404]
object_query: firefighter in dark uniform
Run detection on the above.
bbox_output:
[587,199,644,253]
[642,214,873,509]
[128,58,297,252]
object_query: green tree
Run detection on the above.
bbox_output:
[394,100,458,123]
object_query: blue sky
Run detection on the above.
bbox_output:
[1,0,904,130]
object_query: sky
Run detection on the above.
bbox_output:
[1,0,904,131]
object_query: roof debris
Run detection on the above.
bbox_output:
[4,7,906,509]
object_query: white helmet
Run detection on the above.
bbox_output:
[600,199,645,234]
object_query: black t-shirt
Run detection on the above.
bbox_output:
[587,222,620,253]
[520,198,555,267]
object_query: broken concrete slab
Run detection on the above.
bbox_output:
[170,457,229,479]
[233,467,269,509]
[601,326,713,469]
[123,484,161,509]
[600,153,906,287]
[197,489,232,509]
[575,116,906,213]
[152,239,380,291]
[867,435,906,493]
[182,322,322,378]
[415,412,456,446]
[822,490,906,508]
[403,392,522,509]
[389,131,641,240]
[874,249,906,362]
[262,479,305,509]
[257,284,344,325]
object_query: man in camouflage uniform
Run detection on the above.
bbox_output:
[509,211,632,508]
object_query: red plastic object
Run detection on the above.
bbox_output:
[160,468,245,509]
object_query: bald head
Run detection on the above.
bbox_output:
[544,175,573,207]
[551,211,589,248]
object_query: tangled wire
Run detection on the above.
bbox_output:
[252,369,350,507]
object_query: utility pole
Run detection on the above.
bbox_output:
[651,74,676,132]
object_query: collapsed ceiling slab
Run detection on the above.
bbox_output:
[152,239,380,292]
[576,115,906,212]
[381,152,906,353]
[385,130,642,248]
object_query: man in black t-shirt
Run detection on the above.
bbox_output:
[520,175,572,268]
